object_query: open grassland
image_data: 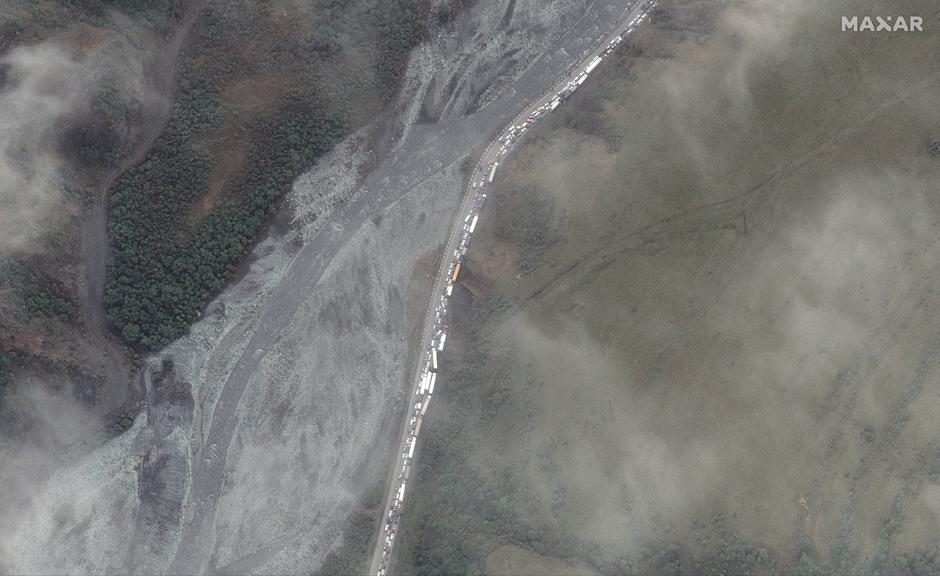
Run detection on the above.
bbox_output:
[398,0,940,574]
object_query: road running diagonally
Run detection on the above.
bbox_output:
[369,3,654,574]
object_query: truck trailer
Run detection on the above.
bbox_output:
[488,162,499,182]
[584,55,602,74]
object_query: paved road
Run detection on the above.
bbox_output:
[136,2,653,573]
[368,3,653,574]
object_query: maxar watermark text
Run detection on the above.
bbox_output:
[842,16,923,32]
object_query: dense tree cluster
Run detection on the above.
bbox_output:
[0,261,74,322]
[316,512,377,576]
[105,0,431,348]
[105,76,346,346]
[0,350,16,391]
[64,0,186,30]
[374,0,432,92]
[65,82,138,168]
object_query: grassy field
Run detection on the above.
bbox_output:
[397,0,940,574]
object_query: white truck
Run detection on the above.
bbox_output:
[584,55,602,75]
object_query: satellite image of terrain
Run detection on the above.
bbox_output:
[1,1,939,575]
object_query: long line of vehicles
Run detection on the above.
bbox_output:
[374,6,653,575]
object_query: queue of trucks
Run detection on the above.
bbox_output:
[374,6,653,573]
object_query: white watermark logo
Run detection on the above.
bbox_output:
[842,16,924,32]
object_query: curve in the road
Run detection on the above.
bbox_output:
[78,1,202,396]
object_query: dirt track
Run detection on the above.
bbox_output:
[76,1,202,409]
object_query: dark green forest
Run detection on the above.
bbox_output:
[105,0,430,348]
[0,261,75,322]
[65,0,186,31]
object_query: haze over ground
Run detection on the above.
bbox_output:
[3,0,939,574]
[398,0,940,574]
[0,1,643,573]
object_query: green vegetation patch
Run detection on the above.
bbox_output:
[64,0,186,32]
[0,260,75,322]
[106,72,346,346]
[317,512,379,576]
[0,0,186,47]
[105,0,430,348]
[0,349,17,392]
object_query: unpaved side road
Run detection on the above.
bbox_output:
[77,1,202,407]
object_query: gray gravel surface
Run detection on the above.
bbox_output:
[3,1,642,574]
